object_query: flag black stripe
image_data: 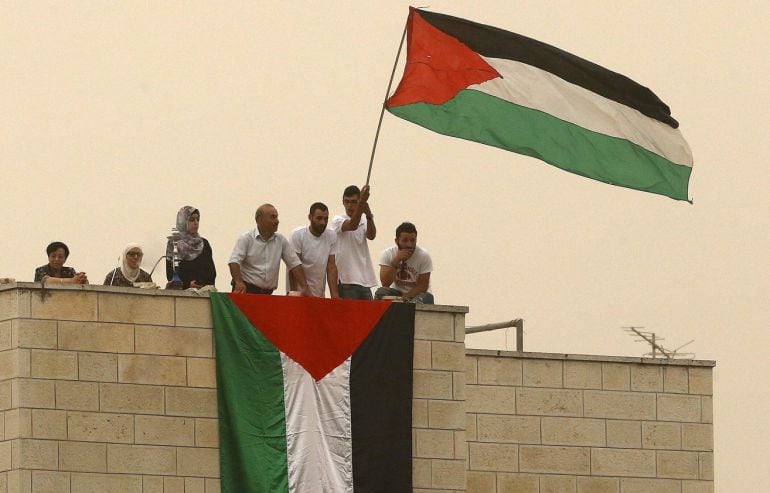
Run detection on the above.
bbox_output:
[417,9,679,129]
[350,303,415,493]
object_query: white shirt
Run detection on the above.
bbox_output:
[288,226,338,297]
[330,214,377,287]
[379,245,433,294]
[228,229,301,290]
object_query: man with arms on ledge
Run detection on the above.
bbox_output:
[288,202,340,298]
[331,185,377,300]
[228,203,309,295]
[376,222,434,304]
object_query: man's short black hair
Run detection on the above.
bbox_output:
[46,241,70,259]
[309,202,328,215]
[395,222,417,237]
[343,185,360,197]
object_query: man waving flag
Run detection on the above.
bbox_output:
[386,7,693,201]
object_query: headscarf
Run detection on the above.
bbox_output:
[176,206,204,261]
[121,243,143,282]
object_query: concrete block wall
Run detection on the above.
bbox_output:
[464,351,714,493]
[0,283,469,492]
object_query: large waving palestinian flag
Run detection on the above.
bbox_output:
[386,7,693,201]
[210,293,414,493]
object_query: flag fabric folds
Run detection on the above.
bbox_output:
[386,7,693,201]
[211,293,414,493]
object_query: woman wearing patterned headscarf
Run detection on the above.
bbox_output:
[169,206,216,289]
[103,244,153,287]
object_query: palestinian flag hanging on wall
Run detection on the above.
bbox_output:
[386,7,693,201]
[210,293,414,493]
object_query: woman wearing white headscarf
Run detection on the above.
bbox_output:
[103,244,153,287]
[166,206,216,289]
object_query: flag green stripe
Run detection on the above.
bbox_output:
[211,293,289,493]
[388,89,691,200]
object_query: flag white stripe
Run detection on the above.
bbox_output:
[282,354,353,493]
[474,56,693,167]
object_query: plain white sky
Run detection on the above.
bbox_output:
[2,2,768,489]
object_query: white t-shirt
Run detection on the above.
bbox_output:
[330,214,377,287]
[228,229,301,290]
[378,245,433,294]
[287,226,338,297]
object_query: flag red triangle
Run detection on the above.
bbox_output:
[386,7,501,108]
[228,294,392,381]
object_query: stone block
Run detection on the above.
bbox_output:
[70,472,143,492]
[7,469,31,493]
[5,409,31,439]
[688,367,712,395]
[478,356,522,386]
[541,417,606,447]
[701,396,712,423]
[143,476,164,493]
[413,340,431,370]
[630,364,663,392]
[577,476,619,493]
[0,321,10,351]
[31,290,98,321]
[682,423,713,451]
[59,442,107,472]
[188,358,216,388]
[31,409,66,439]
[78,352,117,382]
[0,380,11,411]
[58,322,134,353]
[516,388,582,417]
[663,366,689,393]
[177,447,220,477]
[0,291,21,321]
[466,471,495,492]
[699,452,713,480]
[31,471,70,493]
[657,450,699,479]
[0,440,11,471]
[55,380,99,411]
[414,370,453,399]
[584,391,655,420]
[166,387,217,417]
[602,363,629,391]
[413,399,428,428]
[415,429,455,459]
[118,354,187,386]
[11,319,57,349]
[453,371,465,400]
[467,414,477,441]
[67,411,134,443]
[13,378,55,408]
[175,297,213,328]
[497,473,539,493]
[467,385,516,414]
[135,325,213,357]
[563,361,602,389]
[185,477,206,493]
[519,445,590,475]
[100,382,165,414]
[98,293,174,325]
[414,311,454,341]
[107,444,177,475]
[17,439,58,469]
[428,400,465,430]
[682,480,715,493]
[29,349,76,379]
[431,341,465,371]
[540,475,576,493]
[469,442,519,472]
[430,459,466,490]
[592,448,656,478]
[606,420,641,448]
[136,415,195,446]
[164,477,185,493]
[454,430,466,459]
[206,478,221,493]
[413,458,431,488]
[466,356,478,384]
[477,414,540,444]
[641,421,681,449]
[522,359,563,388]
[0,349,29,380]
[657,394,701,422]
[195,418,219,448]
[619,478,681,493]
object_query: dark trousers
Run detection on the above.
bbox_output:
[231,281,274,295]
[338,283,373,300]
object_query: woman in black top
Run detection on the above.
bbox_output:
[34,241,88,285]
[169,206,216,289]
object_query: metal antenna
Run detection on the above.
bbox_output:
[622,326,695,360]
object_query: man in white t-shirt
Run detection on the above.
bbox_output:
[330,185,378,300]
[376,222,434,304]
[288,202,340,298]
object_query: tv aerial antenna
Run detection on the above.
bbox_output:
[622,326,695,360]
